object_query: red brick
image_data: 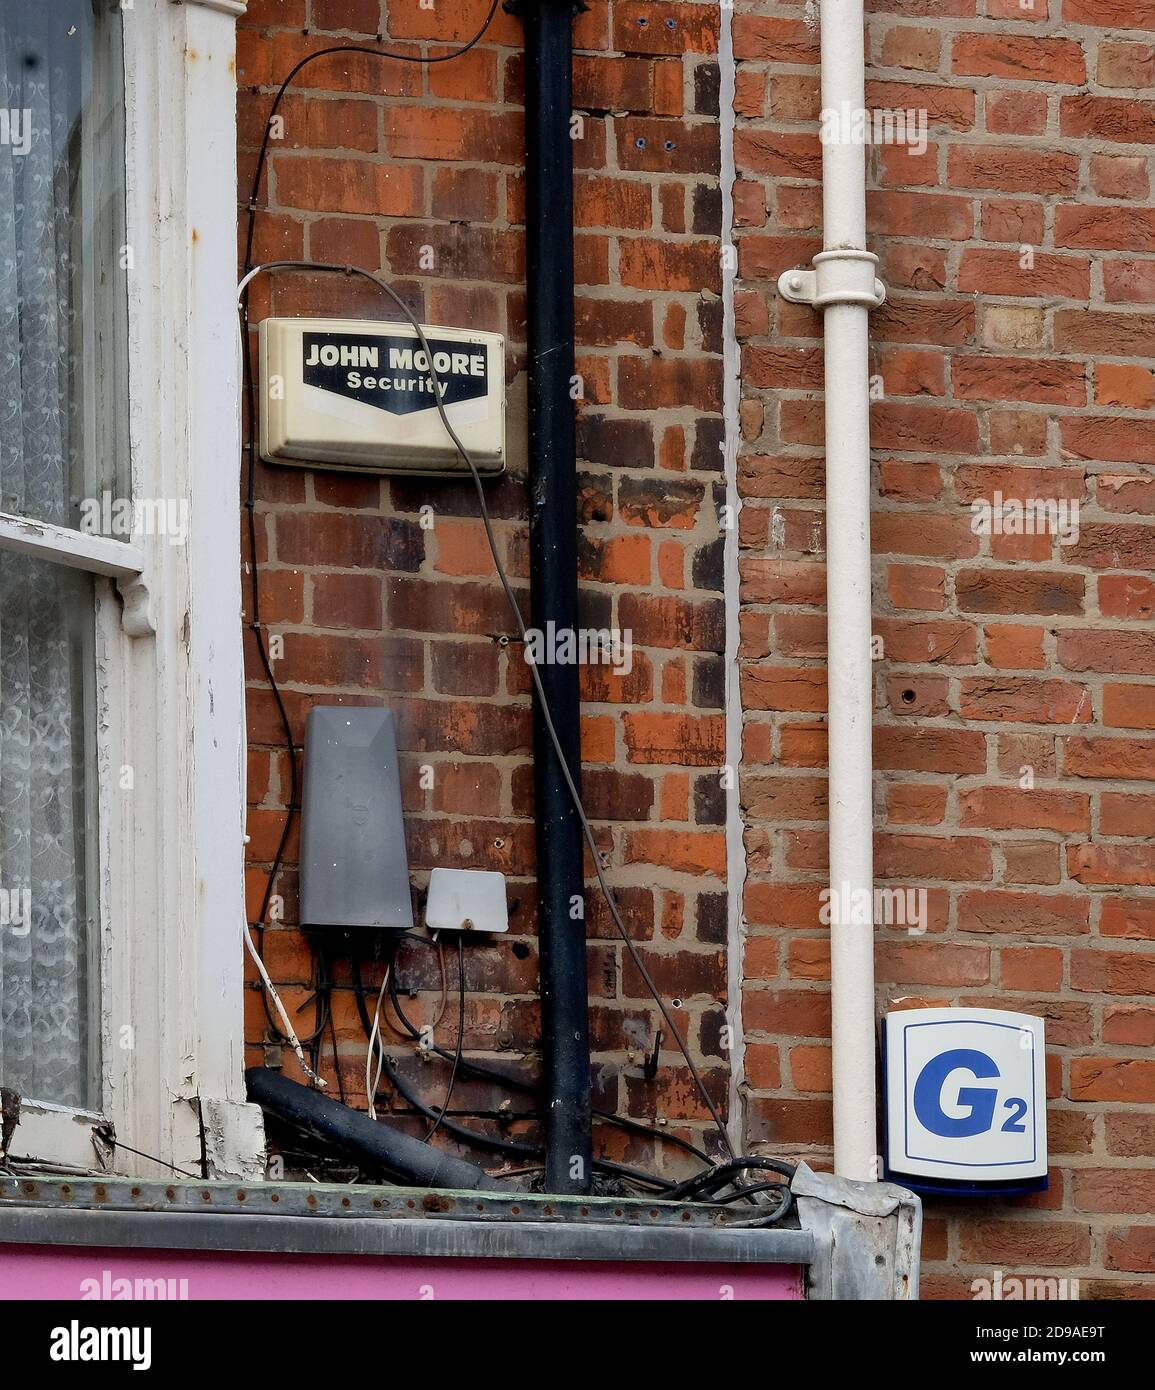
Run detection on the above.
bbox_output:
[984,624,1046,670]
[876,834,993,882]
[310,572,381,630]
[428,46,498,103]
[957,570,1084,616]
[1096,362,1155,409]
[1106,1114,1155,1159]
[623,829,725,877]
[1102,899,1155,939]
[619,238,721,293]
[1065,736,1155,780]
[618,355,721,411]
[383,107,522,163]
[1060,630,1155,676]
[947,144,1079,194]
[981,199,1045,245]
[881,27,941,72]
[953,356,1086,406]
[985,90,1048,136]
[574,175,652,230]
[1107,1228,1155,1275]
[958,248,1089,298]
[1072,1167,1155,1212]
[1056,206,1155,253]
[1092,155,1151,202]
[622,712,724,766]
[887,564,946,611]
[953,34,1086,84]
[875,941,992,987]
[1062,95,1155,145]
[1097,40,1155,87]
[742,664,827,713]
[875,726,987,774]
[959,1221,1090,1268]
[1098,473,1155,514]
[958,890,1089,935]
[959,678,1092,724]
[1105,1007,1155,1048]
[886,784,948,826]
[959,787,1089,834]
[1100,575,1155,625]
[612,2,719,56]
[1071,1058,1155,1104]
[868,190,974,240]
[1069,945,1155,999]
[615,119,719,175]
[732,17,818,64]
[386,0,521,44]
[1001,946,1064,992]
[1101,792,1155,836]
[1069,844,1155,887]
[1104,684,1155,729]
[272,157,424,216]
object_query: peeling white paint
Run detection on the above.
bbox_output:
[719,1,749,1158]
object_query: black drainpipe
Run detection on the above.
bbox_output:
[520,0,593,1195]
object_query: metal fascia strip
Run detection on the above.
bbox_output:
[0,1206,814,1266]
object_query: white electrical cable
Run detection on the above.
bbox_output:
[243,922,327,1088]
[364,963,391,1120]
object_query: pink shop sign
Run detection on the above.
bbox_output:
[0,1244,804,1301]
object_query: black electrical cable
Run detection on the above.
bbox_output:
[381,1055,537,1159]
[290,938,336,1055]
[240,0,501,1050]
[327,1007,346,1104]
[349,941,378,1043]
[718,1187,796,1229]
[323,943,348,1104]
[664,1155,797,1204]
[381,945,713,1166]
[424,937,465,1142]
[711,1181,791,1206]
[93,1130,200,1181]
[376,1055,675,1193]
[242,0,502,272]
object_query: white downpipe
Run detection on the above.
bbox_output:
[779,0,883,1180]
[820,0,877,1183]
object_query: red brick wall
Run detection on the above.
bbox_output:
[734,2,1155,1296]
[238,0,1155,1291]
[238,0,731,1175]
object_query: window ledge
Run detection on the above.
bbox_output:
[173,0,247,16]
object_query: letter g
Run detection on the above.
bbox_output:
[913,1048,999,1137]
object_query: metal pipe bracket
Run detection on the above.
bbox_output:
[777,249,886,310]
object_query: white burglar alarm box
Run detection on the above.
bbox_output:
[884,1007,1048,1196]
[259,317,505,476]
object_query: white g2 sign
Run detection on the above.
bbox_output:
[885,1008,1047,1183]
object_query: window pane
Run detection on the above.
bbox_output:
[0,551,97,1110]
[0,0,129,533]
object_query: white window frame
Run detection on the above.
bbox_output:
[4,0,261,1178]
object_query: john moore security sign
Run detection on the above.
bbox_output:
[260,317,505,477]
[301,332,488,415]
[885,1007,1047,1190]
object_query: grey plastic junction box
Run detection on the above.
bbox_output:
[299,706,414,931]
